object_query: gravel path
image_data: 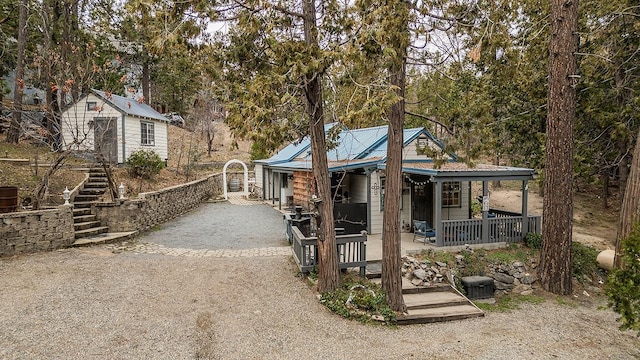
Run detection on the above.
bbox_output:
[0,246,638,360]
[141,202,288,250]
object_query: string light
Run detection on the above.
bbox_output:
[405,176,431,186]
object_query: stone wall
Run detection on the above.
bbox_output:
[0,206,75,257]
[94,172,246,233]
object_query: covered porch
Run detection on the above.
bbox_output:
[395,162,541,247]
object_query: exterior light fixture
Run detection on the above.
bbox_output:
[119,183,125,200]
[63,187,70,205]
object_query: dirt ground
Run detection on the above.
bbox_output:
[482,183,617,251]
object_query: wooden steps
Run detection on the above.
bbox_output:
[366,261,484,325]
[395,285,484,325]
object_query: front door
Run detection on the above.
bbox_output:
[411,176,433,225]
[93,117,117,163]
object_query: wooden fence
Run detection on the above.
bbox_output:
[291,225,367,276]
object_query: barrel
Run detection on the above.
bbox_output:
[596,249,615,271]
[229,178,240,192]
[0,186,19,213]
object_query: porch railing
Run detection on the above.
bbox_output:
[291,226,367,276]
[441,215,541,247]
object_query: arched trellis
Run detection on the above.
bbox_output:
[223,159,249,199]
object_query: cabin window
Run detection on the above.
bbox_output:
[442,181,461,207]
[86,101,97,111]
[141,121,155,146]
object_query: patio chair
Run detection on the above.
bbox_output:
[412,220,436,244]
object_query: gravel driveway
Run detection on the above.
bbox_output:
[1,244,638,359]
[139,202,288,250]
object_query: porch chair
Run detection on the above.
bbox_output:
[412,220,436,244]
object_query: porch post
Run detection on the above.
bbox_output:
[435,181,443,246]
[522,180,529,237]
[482,181,489,243]
[277,172,282,210]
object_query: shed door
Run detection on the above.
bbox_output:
[412,178,433,225]
[94,117,117,163]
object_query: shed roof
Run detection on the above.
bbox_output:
[92,89,168,122]
[385,162,536,181]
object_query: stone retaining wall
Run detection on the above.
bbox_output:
[0,206,75,257]
[94,172,247,233]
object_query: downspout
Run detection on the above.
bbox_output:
[121,114,126,163]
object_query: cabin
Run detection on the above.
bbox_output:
[60,89,169,164]
[255,123,541,247]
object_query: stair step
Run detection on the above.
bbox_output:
[72,231,138,246]
[75,226,109,239]
[79,188,105,195]
[397,305,484,325]
[84,182,108,188]
[74,221,103,231]
[73,208,92,216]
[72,201,96,208]
[73,214,97,223]
[403,292,470,310]
[74,195,100,202]
[401,283,453,294]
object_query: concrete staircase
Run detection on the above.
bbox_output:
[367,262,484,325]
[71,168,137,246]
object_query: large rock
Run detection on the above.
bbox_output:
[521,274,537,285]
[494,280,515,291]
[413,268,427,280]
[492,272,515,284]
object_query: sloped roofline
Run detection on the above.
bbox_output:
[91,89,168,122]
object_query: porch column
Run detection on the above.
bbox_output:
[277,172,282,210]
[481,181,489,243]
[435,181,443,247]
[522,180,529,237]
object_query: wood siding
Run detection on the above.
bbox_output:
[293,170,313,209]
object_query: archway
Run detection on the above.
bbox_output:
[223,159,249,199]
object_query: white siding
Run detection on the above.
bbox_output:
[60,93,121,152]
[369,170,384,234]
[61,93,169,164]
[403,137,451,160]
[123,116,168,163]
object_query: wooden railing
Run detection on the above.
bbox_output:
[291,226,367,276]
[441,215,541,247]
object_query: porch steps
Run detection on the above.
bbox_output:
[72,231,138,246]
[367,263,484,325]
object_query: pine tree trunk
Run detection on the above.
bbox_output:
[538,0,579,295]
[6,0,27,144]
[615,127,640,268]
[382,63,407,312]
[303,0,338,293]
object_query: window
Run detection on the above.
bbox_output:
[141,121,155,146]
[86,101,97,111]
[442,181,461,207]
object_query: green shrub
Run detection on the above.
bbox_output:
[606,224,640,336]
[571,242,599,280]
[525,232,542,249]
[125,150,165,179]
[320,273,396,325]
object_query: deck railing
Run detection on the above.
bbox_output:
[291,226,367,276]
[441,215,541,247]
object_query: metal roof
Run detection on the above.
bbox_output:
[92,89,168,122]
[381,162,536,181]
[255,123,338,164]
